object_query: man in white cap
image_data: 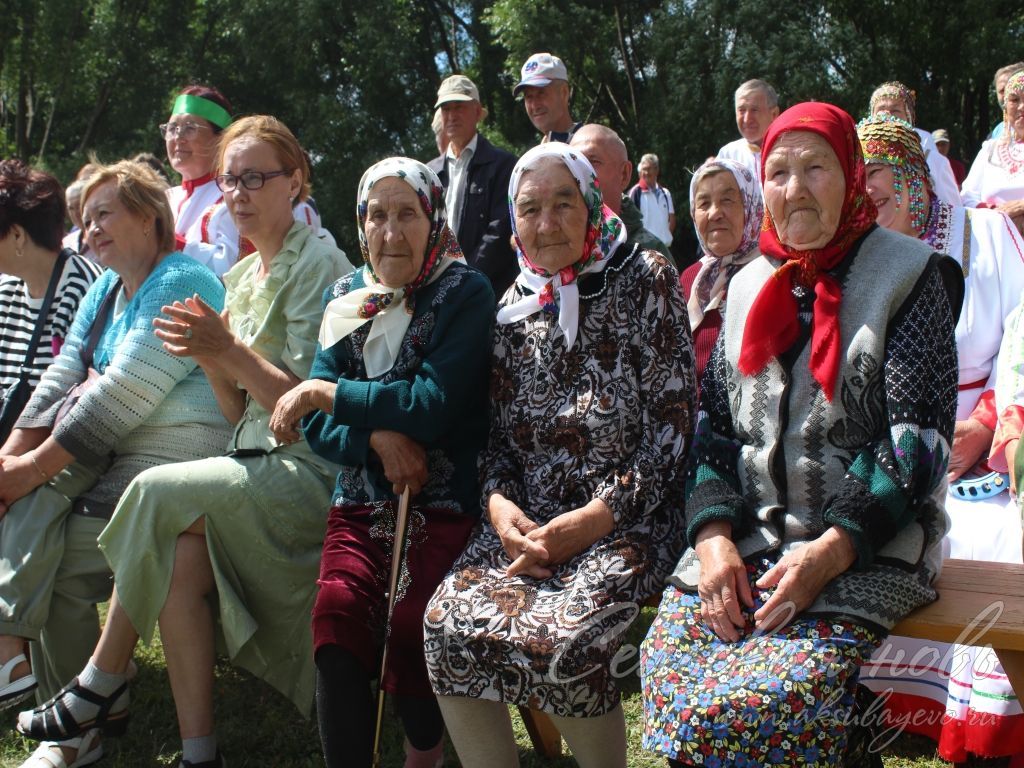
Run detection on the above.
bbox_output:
[427,74,518,297]
[513,52,581,144]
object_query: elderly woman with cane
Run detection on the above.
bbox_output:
[271,156,494,768]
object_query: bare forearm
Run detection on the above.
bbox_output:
[694,520,733,546]
[561,498,615,557]
[218,338,301,414]
[1,427,48,457]
[304,379,335,414]
[819,525,857,578]
[32,436,76,479]
[200,364,247,425]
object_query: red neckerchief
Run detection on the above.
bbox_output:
[737,103,877,401]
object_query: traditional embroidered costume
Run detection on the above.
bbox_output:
[857,112,1024,762]
[961,72,1024,210]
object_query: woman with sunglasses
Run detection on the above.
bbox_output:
[17,115,353,768]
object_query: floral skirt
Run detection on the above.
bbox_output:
[424,519,678,717]
[641,560,882,766]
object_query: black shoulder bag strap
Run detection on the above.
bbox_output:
[81,277,123,369]
[18,249,70,376]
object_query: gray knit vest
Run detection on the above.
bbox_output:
[673,226,952,631]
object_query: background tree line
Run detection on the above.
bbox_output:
[1,0,1022,260]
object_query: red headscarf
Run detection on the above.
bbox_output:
[737,102,877,401]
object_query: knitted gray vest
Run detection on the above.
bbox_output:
[673,226,954,631]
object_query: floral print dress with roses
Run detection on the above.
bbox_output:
[423,246,695,717]
[641,560,882,766]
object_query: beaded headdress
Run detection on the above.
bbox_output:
[870,81,916,124]
[857,114,931,234]
[1006,70,1024,100]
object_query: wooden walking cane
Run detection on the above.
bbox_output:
[372,485,412,768]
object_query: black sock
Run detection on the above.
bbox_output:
[396,694,445,751]
[315,645,373,768]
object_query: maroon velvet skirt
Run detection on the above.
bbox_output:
[312,501,475,698]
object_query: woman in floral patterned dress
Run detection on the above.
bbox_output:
[641,102,963,767]
[424,142,695,767]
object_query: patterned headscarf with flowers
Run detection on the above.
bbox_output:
[497,143,626,348]
[686,158,764,330]
[317,156,463,378]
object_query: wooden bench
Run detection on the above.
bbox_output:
[518,559,1024,758]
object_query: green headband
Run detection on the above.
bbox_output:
[171,94,232,130]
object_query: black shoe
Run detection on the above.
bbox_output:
[180,753,225,768]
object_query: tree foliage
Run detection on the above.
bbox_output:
[1,0,1022,258]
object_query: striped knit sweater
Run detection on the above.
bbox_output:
[0,251,103,392]
[17,252,233,505]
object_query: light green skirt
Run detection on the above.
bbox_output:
[98,450,333,715]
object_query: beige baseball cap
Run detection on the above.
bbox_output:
[435,75,481,108]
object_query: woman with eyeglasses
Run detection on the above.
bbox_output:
[162,84,241,277]
[17,116,353,768]
[164,85,337,277]
[0,159,231,768]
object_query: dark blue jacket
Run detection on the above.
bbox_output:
[429,134,518,299]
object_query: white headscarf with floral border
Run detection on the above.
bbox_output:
[686,157,763,330]
[498,143,626,348]
[317,157,462,378]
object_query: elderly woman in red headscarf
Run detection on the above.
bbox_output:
[640,102,964,766]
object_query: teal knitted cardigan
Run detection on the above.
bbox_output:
[18,253,232,503]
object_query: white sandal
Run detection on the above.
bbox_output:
[19,728,102,768]
[0,652,37,710]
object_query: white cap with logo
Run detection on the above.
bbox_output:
[513,53,569,96]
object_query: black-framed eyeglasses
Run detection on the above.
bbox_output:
[215,169,294,192]
[159,121,207,140]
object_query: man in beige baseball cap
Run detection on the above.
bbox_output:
[428,74,518,297]
[513,53,580,144]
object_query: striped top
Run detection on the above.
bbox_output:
[0,250,103,392]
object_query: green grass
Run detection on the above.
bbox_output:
[0,609,1010,767]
